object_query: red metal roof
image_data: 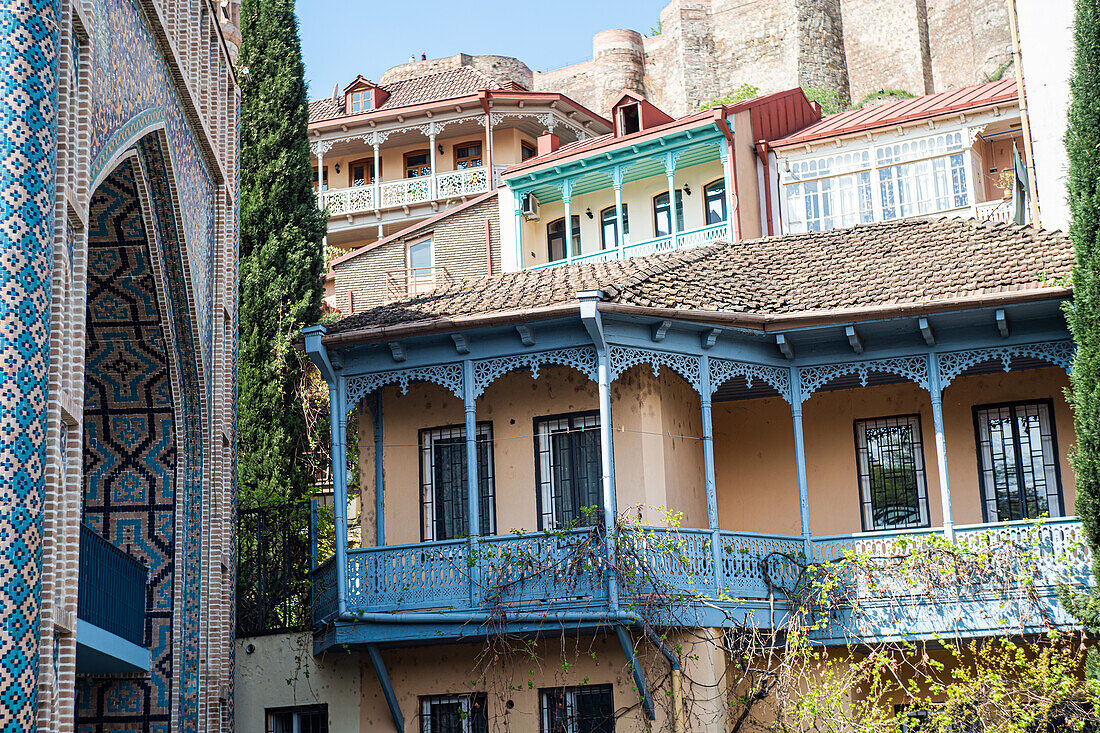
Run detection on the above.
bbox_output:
[770,79,1019,148]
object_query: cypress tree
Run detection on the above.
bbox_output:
[236,0,326,506]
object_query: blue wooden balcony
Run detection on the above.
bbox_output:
[77,524,150,674]
[528,222,731,270]
[311,519,1090,650]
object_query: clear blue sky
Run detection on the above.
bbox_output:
[297,1,666,98]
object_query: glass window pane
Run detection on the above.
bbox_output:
[855,415,928,530]
[976,401,1062,522]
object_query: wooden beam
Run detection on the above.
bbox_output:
[701,328,722,349]
[996,309,1009,338]
[652,320,672,342]
[845,325,864,355]
[388,342,406,362]
[776,334,794,360]
[918,317,935,346]
[516,324,535,346]
[451,333,470,355]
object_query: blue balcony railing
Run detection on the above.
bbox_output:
[78,524,148,647]
[313,519,1092,645]
[528,221,731,270]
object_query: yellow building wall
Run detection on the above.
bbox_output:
[517,160,727,268]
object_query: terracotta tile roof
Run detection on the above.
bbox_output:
[771,79,1019,147]
[326,217,1071,335]
[308,67,502,123]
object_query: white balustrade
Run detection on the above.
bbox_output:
[324,184,375,216]
[975,198,1014,224]
[322,166,493,220]
[436,167,489,199]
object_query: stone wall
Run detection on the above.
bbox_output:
[376,0,1012,119]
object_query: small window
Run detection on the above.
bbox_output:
[420,423,495,541]
[975,400,1063,522]
[312,167,328,194]
[619,103,640,135]
[454,141,483,169]
[855,415,929,531]
[540,684,614,733]
[703,179,727,224]
[350,89,372,113]
[419,693,488,733]
[266,705,327,733]
[652,190,684,237]
[350,158,376,187]
[405,150,431,178]
[599,204,629,250]
[535,412,601,530]
[546,216,581,263]
[521,140,537,161]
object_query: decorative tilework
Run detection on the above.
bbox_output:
[0,0,60,729]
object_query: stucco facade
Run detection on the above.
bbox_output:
[0,0,239,731]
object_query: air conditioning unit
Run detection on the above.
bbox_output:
[522,193,540,221]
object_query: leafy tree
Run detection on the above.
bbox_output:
[236,0,327,506]
[700,84,760,110]
[803,85,849,115]
[1066,0,1100,670]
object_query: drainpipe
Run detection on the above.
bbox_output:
[713,109,741,240]
[755,140,774,236]
[479,90,495,187]
[373,391,385,546]
[578,290,620,612]
[1006,0,1041,227]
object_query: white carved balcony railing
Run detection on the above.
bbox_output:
[975,197,1014,225]
[325,185,375,216]
[379,177,432,208]
[322,167,494,219]
[436,167,489,199]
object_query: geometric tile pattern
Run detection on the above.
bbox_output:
[77,158,177,733]
[0,0,60,729]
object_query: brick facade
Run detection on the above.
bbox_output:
[332,194,502,314]
[379,0,1011,117]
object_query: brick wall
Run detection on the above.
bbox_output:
[333,194,502,313]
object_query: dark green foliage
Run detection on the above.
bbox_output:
[237,0,326,506]
[1066,0,1100,639]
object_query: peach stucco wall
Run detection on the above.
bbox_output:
[361,364,1074,544]
[714,367,1075,537]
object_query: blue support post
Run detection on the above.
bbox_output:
[367,644,405,732]
[309,499,317,570]
[699,355,722,593]
[927,354,955,539]
[789,367,812,550]
[462,359,481,604]
[374,391,385,546]
[616,625,656,721]
[331,375,351,617]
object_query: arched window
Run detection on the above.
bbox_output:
[349,159,376,187]
[453,141,483,169]
[599,204,629,250]
[703,178,727,224]
[653,190,684,237]
[405,150,431,178]
[546,216,580,263]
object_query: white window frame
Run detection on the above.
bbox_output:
[407,236,434,294]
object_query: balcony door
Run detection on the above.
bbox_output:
[419,424,496,541]
[405,150,431,178]
[547,216,580,263]
[350,158,376,187]
[599,204,629,250]
[975,400,1063,522]
[703,179,727,224]
[453,141,483,169]
[653,190,684,237]
[535,412,602,530]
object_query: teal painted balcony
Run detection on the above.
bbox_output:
[311,519,1089,648]
[529,222,731,270]
[77,524,150,674]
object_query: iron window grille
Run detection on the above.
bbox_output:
[419,423,496,541]
[974,399,1063,523]
[418,693,488,733]
[703,178,727,224]
[599,204,629,250]
[535,412,602,531]
[652,190,685,237]
[540,684,614,733]
[854,414,930,531]
[265,704,328,733]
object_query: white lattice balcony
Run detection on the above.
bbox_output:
[322,166,493,218]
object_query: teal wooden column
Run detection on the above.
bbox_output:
[664,152,678,245]
[789,367,812,546]
[699,354,722,591]
[562,178,575,263]
[331,375,351,615]
[718,138,734,233]
[462,359,481,603]
[928,354,955,539]
[612,166,626,258]
[374,391,385,546]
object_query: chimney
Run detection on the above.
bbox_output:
[537,131,560,156]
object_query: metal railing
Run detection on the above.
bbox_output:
[321,166,493,217]
[237,501,313,637]
[385,266,451,300]
[78,524,147,647]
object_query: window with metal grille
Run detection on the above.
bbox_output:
[420,423,496,541]
[265,705,327,733]
[974,400,1063,522]
[535,412,601,530]
[540,684,614,733]
[418,693,488,733]
[703,179,727,224]
[854,415,929,531]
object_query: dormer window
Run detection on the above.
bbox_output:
[619,103,641,135]
[350,89,372,113]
